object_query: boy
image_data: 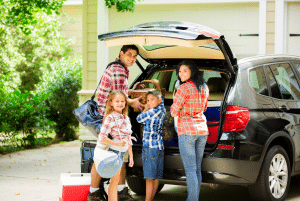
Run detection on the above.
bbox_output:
[136,82,166,201]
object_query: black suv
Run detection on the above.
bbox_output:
[98,21,300,201]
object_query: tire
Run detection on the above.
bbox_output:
[126,177,164,195]
[248,145,291,201]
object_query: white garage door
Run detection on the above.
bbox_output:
[287,2,300,56]
[108,2,259,84]
[109,2,259,59]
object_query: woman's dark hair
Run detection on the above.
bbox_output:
[176,60,206,91]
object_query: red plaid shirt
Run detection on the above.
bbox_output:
[171,81,209,136]
[97,59,129,115]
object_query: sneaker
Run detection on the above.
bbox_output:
[118,187,138,201]
[87,189,106,201]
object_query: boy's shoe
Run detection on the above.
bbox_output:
[118,187,138,201]
[87,189,106,201]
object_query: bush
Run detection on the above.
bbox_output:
[0,73,53,148]
[36,56,82,141]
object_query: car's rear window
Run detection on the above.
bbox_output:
[146,69,228,100]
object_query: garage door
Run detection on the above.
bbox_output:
[108,2,259,84]
[287,2,300,56]
[109,2,259,59]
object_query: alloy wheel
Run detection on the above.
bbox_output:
[269,153,288,199]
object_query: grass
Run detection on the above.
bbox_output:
[0,132,55,154]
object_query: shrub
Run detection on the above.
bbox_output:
[0,73,53,148]
[36,56,82,141]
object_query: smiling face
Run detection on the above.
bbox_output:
[111,94,126,114]
[146,94,162,109]
[119,49,138,67]
[178,64,192,83]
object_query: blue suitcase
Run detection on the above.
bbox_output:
[80,140,96,173]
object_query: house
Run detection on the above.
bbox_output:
[78,0,300,137]
[61,0,83,56]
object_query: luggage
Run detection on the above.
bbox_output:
[80,140,97,173]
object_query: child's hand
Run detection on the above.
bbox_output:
[129,156,134,167]
[117,140,126,147]
[143,104,149,112]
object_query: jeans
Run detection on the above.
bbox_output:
[178,134,208,201]
[142,147,164,179]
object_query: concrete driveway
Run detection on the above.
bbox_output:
[1,140,300,201]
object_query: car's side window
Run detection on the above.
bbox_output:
[293,62,300,75]
[265,66,282,99]
[249,66,269,96]
[269,63,300,100]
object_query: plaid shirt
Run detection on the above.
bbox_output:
[97,112,135,151]
[97,59,129,116]
[171,81,209,136]
[136,97,166,150]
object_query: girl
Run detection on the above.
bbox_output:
[90,91,134,201]
[170,60,209,201]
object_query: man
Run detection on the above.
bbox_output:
[88,45,143,201]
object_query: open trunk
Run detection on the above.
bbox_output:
[98,21,237,148]
[129,65,229,148]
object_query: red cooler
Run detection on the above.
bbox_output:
[59,173,91,201]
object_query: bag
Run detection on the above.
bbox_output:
[73,61,124,137]
[94,147,124,178]
[73,98,103,137]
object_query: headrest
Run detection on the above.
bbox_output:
[207,77,226,92]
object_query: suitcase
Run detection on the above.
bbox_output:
[80,140,97,173]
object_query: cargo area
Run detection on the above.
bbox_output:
[129,68,229,147]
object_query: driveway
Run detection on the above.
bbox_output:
[1,140,300,201]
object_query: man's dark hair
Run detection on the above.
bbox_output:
[119,45,139,57]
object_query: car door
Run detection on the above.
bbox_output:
[265,62,300,172]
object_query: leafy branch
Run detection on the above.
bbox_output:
[105,0,142,12]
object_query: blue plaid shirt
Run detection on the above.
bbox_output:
[136,97,166,150]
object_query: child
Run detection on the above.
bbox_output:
[136,81,166,201]
[88,91,135,201]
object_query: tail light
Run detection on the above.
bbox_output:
[217,145,235,150]
[223,105,250,131]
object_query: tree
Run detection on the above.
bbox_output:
[105,0,142,12]
[2,0,64,35]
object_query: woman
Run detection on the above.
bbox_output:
[171,60,209,201]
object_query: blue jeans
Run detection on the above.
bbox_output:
[179,134,208,201]
[142,147,164,179]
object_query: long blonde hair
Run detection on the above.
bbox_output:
[104,90,128,120]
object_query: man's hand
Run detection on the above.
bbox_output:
[132,81,145,90]
[129,96,145,112]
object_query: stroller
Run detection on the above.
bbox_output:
[80,140,110,201]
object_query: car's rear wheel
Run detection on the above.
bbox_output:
[126,176,164,195]
[248,145,291,201]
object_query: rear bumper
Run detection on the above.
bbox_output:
[127,147,261,185]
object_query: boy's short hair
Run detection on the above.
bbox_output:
[146,89,162,99]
